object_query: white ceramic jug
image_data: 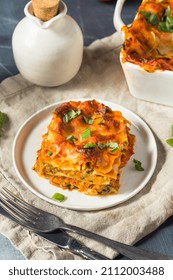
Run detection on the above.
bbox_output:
[12,1,83,87]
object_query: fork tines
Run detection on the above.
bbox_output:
[0,187,39,227]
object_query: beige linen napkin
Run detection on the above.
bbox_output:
[0,32,173,260]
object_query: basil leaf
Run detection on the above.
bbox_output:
[133,159,144,171]
[63,113,69,123]
[52,192,65,202]
[158,21,173,32]
[83,116,94,124]
[140,7,173,33]
[68,109,80,119]
[0,111,5,130]
[84,143,96,148]
[166,125,173,147]
[140,11,158,25]
[63,110,81,123]
[47,151,53,156]
[166,138,173,147]
[164,6,171,17]
[158,8,173,33]
[166,15,173,25]
[66,135,76,142]
[98,142,106,150]
[82,127,91,140]
[98,141,119,151]
[106,142,119,152]
[149,13,159,25]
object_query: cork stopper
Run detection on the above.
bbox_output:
[32,0,60,21]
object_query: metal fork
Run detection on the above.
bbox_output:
[0,187,172,260]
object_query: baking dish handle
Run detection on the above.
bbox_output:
[113,0,126,33]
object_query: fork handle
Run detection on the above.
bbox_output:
[62,224,173,260]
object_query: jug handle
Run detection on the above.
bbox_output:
[113,0,126,33]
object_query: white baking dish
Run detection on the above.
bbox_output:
[113,0,173,107]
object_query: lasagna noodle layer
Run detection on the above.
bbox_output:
[49,175,120,196]
[33,100,135,195]
[122,0,173,72]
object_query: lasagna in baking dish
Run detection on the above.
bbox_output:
[122,0,173,72]
[33,100,135,196]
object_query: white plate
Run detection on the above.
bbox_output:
[12,99,157,211]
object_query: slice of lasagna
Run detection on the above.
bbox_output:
[33,100,135,196]
[122,0,173,72]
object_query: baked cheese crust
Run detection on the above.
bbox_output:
[33,100,135,195]
[122,0,173,72]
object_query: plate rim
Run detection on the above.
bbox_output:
[12,99,158,211]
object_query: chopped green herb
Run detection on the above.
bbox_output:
[66,135,76,142]
[106,142,119,152]
[166,138,173,147]
[165,6,171,17]
[52,192,65,202]
[82,127,91,140]
[158,20,173,32]
[47,151,53,156]
[140,6,173,33]
[158,6,173,33]
[83,116,94,124]
[133,159,144,171]
[98,142,106,150]
[97,141,119,152]
[83,143,96,148]
[0,112,5,130]
[63,113,69,123]
[63,110,81,123]
[140,11,159,25]
[166,124,173,147]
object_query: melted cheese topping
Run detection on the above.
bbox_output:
[122,0,173,72]
[33,100,135,195]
